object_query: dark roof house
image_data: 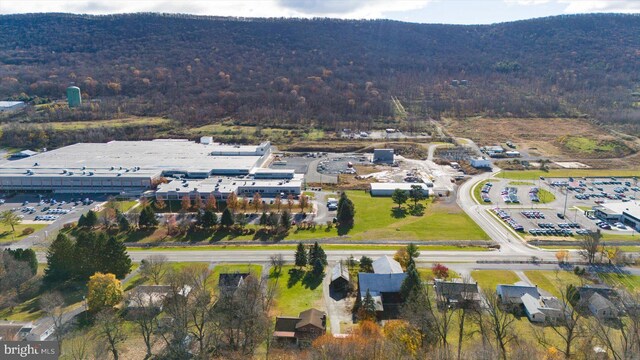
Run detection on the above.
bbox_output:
[434,279,481,307]
[218,273,250,297]
[273,308,327,345]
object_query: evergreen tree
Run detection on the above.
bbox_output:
[44,233,75,283]
[103,237,132,279]
[280,210,292,229]
[336,193,355,226]
[312,258,324,276]
[138,206,158,228]
[259,212,268,227]
[308,242,327,266]
[400,262,423,299]
[77,214,86,227]
[220,208,234,227]
[201,209,217,228]
[118,215,130,232]
[391,188,408,209]
[85,210,98,227]
[360,289,377,321]
[74,231,108,280]
[359,256,374,272]
[294,242,307,268]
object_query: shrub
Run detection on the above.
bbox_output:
[21,227,35,236]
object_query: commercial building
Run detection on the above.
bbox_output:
[373,149,394,164]
[0,101,25,113]
[0,139,276,195]
[470,157,491,169]
[369,182,431,197]
[593,202,640,230]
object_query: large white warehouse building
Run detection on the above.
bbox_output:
[0,139,278,194]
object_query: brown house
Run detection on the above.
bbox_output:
[273,308,326,345]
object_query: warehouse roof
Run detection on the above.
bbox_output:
[370,182,430,191]
[0,140,266,178]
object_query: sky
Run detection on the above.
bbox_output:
[0,0,638,24]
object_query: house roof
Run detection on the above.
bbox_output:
[588,293,615,311]
[296,308,326,329]
[358,273,407,297]
[578,285,615,300]
[219,273,249,296]
[372,256,403,274]
[274,317,299,333]
[434,279,479,297]
[521,293,544,316]
[331,263,350,282]
[497,284,541,299]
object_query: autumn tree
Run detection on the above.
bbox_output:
[432,263,449,279]
[205,194,217,211]
[299,194,309,213]
[274,195,282,212]
[193,194,203,210]
[287,194,294,212]
[252,193,262,213]
[241,196,249,212]
[180,195,191,212]
[555,250,569,264]
[87,272,124,313]
[154,197,166,211]
[226,192,238,213]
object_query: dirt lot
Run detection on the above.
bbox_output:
[441,117,637,164]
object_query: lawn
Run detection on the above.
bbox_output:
[128,244,490,252]
[0,223,47,243]
[509,181,535,186]
[523,270,590,298]
[498,169,640,180]
[470,270,519,292]
[268,265,324,316]
[124,261,209,290]
[597,273,640,293]
[536,188,556,204]
[417,267,460,281]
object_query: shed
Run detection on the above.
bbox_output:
[330,263,350,292]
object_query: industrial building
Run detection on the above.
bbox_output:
[0,139,277,195]
[369,182,431,197]
[373,149,394,164]
[470,157,491,169]
[593,202,640,230]
[0,101,25,113]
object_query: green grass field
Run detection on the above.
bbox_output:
[128,244,490,252]
[597,273,640,292]
[43,117,172,130]
[508,181,535,186]
[523,270,590,298]
[0,224,47,243]
[536,188,556,204]
[269,265,324,316]
[417,267,460,281]
[471,270,519,292]
[498,169,640,180]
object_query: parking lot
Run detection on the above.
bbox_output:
[484,177,640,239]
[0,193,107,225]
[316,155,370,175]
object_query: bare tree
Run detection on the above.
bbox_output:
[65,331,92,360]
[140,255,168,285]
[534,284,585,359]
[455,276,477,360]
[126,289,162,359]
[484,292,517,360]
[39,291,65,346]
[94,309,127,360]
[580,230,602,264]
[593,292,640,360]
[269,254,285,276]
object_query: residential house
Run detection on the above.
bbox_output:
[433,279,481,308]
[586,293,617,320]
[372,255,404,274]
[0,322,31,341]
[330,263,350,292]
[358,272,407,318]
[521,294,564,323]
[496,282,541,305]
[273,308,327,345]
[218,272,250,298]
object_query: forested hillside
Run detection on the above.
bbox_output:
[0,13,639,139]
